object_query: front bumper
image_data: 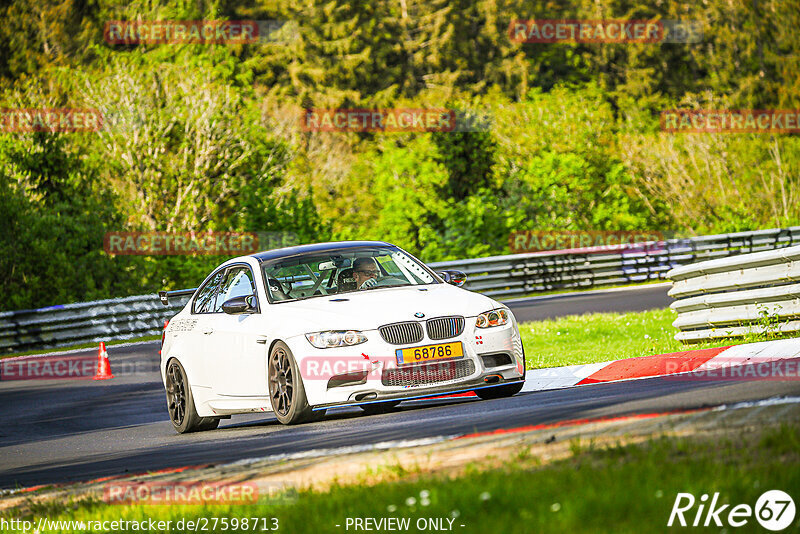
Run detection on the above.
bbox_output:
[288,317,525,408]
[312,376,525,410]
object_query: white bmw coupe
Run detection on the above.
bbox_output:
[158,241,526,433]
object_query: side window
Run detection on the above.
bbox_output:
[192,270,224,314]
[214,266,257,312]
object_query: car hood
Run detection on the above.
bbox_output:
[273,283,499,332]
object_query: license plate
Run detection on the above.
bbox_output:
[395,341,463,365]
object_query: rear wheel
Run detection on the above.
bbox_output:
[268,341,317,424]
[359,400,400,415]
[165,360,217,433]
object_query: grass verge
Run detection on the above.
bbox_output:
[519,307,763,369]
[9,423,799,533]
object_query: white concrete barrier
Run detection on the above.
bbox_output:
[669,245,800,342]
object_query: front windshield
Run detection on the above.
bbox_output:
[261,246,439,303]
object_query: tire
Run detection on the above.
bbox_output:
[165,359,213,434]
[359,400,400,415]
[475,380,524,400]
[268,341,317,424]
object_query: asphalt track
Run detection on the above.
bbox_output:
[505,282,672,322]
[2,283,796,490]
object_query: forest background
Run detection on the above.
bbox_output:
[1,0,798,310]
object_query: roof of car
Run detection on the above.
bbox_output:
[250,240,393,262]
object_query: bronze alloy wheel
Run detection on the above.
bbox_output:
[166,361,187,426]
[268,345,294,417]
[165,359,220,433]
[267,341,321,424]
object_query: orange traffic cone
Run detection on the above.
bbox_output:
[93,341,114,380]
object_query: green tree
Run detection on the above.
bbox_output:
[0,132,133,310]
[493,85,667,234]
[69,47,289,231]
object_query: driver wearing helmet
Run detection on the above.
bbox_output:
[352,257,381,289]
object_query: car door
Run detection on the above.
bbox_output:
[183,268,226,388]
[207,264,269,397]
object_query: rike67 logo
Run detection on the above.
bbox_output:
[668,490,796,531]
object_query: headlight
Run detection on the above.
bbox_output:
[475,308,510,328]
[305,330,368,349]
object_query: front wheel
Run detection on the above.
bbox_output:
[268,341,317,424]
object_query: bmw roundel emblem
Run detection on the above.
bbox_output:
[414,312,425,318]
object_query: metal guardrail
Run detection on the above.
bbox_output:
[668,243,800,343]
[0,295,190,353]
[3,227,800,353]
[439,227,800,297]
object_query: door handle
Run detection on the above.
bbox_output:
[203,328,214,335]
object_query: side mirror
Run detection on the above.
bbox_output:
[437,270,467,287]
[222,295,257,315]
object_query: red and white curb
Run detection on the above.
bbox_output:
[521,338,800,393]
